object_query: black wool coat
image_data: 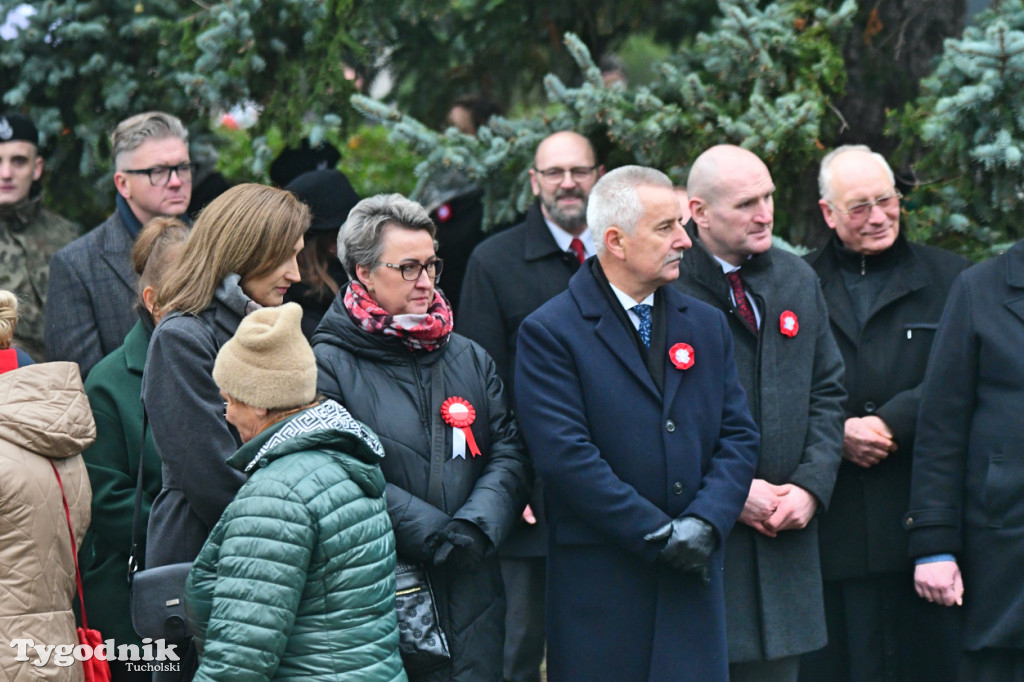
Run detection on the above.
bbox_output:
[805,234,968,579]
[457,201,582,557]
[674,229,845,662]
[906,240,1024,651]
[312,295,532,682]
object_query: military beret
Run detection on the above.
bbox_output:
[0,113,38,146]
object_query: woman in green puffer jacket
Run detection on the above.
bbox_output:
[185,302,406,681]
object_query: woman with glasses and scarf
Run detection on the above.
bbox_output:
[312,194,531,682]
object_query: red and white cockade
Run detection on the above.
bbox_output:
[779,310,799,337]
[441,396,481,459]
[669,343,695,370]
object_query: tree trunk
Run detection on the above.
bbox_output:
[801,0,968,248]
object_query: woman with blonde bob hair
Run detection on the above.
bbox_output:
[142,183,310,581]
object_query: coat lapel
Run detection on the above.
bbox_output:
[868,247,931,319]
[816,267,860,344]
[100,213,138,293]
[661,288,693,409]
[571,266,660,400]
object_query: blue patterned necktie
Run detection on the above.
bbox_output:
[633,303,652,348]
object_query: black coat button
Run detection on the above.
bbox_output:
[666,420,676,432]
[864,401,877,414]
[672,482,684,495]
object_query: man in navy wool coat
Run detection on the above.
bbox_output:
[515,165,760,682]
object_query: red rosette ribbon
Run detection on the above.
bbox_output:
[779,310,799,337]
[669,343,695,370]
[441,396,481,457]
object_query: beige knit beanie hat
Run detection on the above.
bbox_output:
[213,302,317,409]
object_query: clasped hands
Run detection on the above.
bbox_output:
[644,515,716,585]
[740,479,818,538]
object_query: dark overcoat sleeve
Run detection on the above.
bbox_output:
[457,253,510,383]
[905,274,976,558]
[789,284,846,509]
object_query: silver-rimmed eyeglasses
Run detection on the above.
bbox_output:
[382,258,445,281]
[833,192,902,220]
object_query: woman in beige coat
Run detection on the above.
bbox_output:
[0,290,95,680]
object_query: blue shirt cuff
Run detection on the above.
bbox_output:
[915,553,956,565]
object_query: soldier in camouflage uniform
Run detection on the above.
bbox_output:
[0,113,78,361]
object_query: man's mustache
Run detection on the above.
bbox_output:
[663,250,686,265]
[555,188,585,201]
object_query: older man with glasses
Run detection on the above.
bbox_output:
[800,145,968,682]
[46,111,192,378]
[458,130,602,682]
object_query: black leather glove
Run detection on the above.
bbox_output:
[433,519,491,571]
[644,515,716,584]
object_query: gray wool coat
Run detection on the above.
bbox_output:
[46,209,137,378]
[673,224,846,663]
[142,275,249,568]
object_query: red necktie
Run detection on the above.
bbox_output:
[725,270,758,335]
[569,238,586,265]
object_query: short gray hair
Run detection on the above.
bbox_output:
[587,165,672,253]
[111,111,188,168]
[818,144,895,201]
[338,193,437,280]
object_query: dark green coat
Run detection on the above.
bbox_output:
[186,400,406,682]
[80,319,163,645]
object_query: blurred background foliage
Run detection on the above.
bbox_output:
[5,0,1018,260]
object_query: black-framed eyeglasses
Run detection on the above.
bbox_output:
[121,162,195,186]
[381,258,445,281]
[533,165,599,184]
[833,191,902,219]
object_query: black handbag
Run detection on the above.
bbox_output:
[129,561,192,643]
[127,411,193,644]
[395,561,451,675]
[394,361,453,675]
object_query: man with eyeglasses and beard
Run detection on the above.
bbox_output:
[800,145,967,682]
[47,111,192,378]
[458,130,602,682]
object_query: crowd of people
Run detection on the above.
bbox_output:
[0,104,1022,682]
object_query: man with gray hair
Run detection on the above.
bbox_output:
[46,111,192,377]
[800,144,967,681]
[515,165,759,681]
[458,130,602,682]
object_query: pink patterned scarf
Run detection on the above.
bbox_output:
[344,281,453,352]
